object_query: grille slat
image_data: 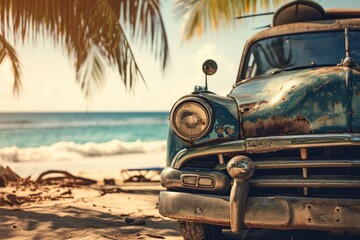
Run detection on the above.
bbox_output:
[255,159,360,169]
[249,146,360,198]
[251,176,360,188]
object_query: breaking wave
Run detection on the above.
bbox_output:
[0,140,166,162]
[0,118,167,130]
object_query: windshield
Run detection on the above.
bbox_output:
[349,31,360,63]
[243,31,346,79]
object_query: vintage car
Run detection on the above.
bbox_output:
[159,1,360,239]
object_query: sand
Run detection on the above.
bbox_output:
[4,152,167,181]
[0,152,183,240]
[0,182,182,240]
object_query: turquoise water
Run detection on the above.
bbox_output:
[0,112,169,148]
[0,111,170,175]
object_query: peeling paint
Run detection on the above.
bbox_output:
[240,100,269,115]
[312,79,332,92]
[316,115,330,122]
[312,67,345,75]
[211,124,236,138]
[287,84,297,94]
[313,102,320,113]
[246,138,292,152]
[243,115,311,137]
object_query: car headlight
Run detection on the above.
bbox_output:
[170,98,213,141]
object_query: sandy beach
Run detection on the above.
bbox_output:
[1,184,182,240]
[0,153,183,240]
[0,150,184,240]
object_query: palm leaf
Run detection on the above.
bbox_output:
[175,0,288,40]
[119,0,169,69]
[0,0,169,97]
[0,34,21,94]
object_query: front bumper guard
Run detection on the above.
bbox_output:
[159,191,360,232]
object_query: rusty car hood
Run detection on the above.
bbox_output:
[229,66,360,137]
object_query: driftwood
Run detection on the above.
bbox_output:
[0,167,98,206]
[0,177,5,187]
[120,167,162,183]
[0,166,21,187]
[103,178,115,185]
[0,194,21,206]
[0,166,97,188]
[0,166,20,181]
[36,170,97,186]
[100,187,122,196]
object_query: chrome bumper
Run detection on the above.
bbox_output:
[159,191,360,231]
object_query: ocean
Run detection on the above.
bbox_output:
[0,112,169,163]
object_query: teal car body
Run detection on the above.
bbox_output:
[159,1,360,238]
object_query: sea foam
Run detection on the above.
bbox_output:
[0,139,166,162]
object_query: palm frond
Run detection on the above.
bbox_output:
[76,47,107,98]
[0,34,21,94]
[0,0,169,96]
[119,0,169,69]
[175,0,288,40]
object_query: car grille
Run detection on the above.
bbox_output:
[249,146,360,198]
[183,146,360,198]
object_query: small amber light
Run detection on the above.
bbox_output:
[182,176,197,186]
[198,177,214,187]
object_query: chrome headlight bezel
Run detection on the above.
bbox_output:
[170,97,213,142]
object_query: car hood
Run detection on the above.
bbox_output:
[229,66,360,137]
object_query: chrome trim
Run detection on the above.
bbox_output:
[230,179,249,233]
[159,191,230,226]
[255,160,360,169]
[227,156,254,180]
[159,191,360,231]
[171,141,246,168]
[250,177,360,188]
[171,133,360,169]
[160,167,230,194]
[300,148,308,196]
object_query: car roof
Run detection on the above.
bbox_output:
[236,1,360,83]
[249,0,360,46]
[247,18,360,47]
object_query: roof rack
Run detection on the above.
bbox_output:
[273,0,325,26]
[273,0,360,26]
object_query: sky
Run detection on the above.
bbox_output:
[0,0,357,112]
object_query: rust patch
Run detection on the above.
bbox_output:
[214,124,236,138]
[349,204,360,212]
[355,91,360,96]
[243,115,311,137]
[316,115,330,122]
[216,126,225,135]
[226,126,235,135]
[311,66,344,75]
[239,100,269,115]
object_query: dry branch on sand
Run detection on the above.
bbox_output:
[0,166,98,206]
